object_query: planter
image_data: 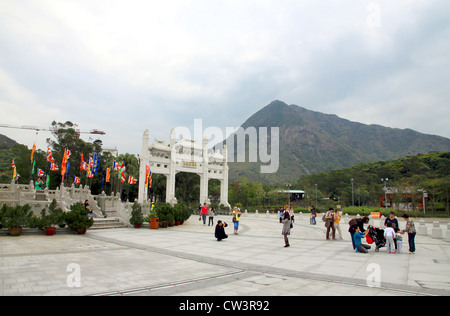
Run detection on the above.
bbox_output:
[150,217,159,229]
[134,224,142,228]
[9,227,23,236]
[76,227,87,235]
[161,221,168,228]
[175,221,180,226]
[45,228,56,236]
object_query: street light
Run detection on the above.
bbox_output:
[315,184,318,209]
[286,184,291,208]
[351,178,354,207]
[381,178,389,210]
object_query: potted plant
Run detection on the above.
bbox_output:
[38,208,58,235]
[65,202,94,234]
[156,203,173,228]
[1,204,33,236]
[48,199,66,228]
[129,201,144,228]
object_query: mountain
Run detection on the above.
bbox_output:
[225,100,450,184]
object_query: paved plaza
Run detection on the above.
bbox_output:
[1,213,449,296]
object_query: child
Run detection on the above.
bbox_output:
[384,222,396,254]
[353,226,371,253]
[396,231,403,254]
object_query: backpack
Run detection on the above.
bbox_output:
[348,218,357,227]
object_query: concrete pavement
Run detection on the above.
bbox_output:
[1,213,449,296]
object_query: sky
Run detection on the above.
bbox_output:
[0,0,449,155]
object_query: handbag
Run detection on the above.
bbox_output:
[232,215,237,223]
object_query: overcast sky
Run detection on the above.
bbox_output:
[0,0,449,155]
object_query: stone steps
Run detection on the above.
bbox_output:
[91,217,129,230]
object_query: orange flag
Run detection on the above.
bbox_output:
[30,144,36,164]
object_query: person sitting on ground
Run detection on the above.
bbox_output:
[215,220,228,242]
[353,226,371,253]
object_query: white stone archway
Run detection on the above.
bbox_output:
[138,129,229,207]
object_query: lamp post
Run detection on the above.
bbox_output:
[381,178,389,210]
[351,178,354,207]
[315,183,318,210]
[286,184,291,208]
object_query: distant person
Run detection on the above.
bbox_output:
[353,226,371,253]
[201,203,208,225]
[232,207,242,235]
[208,207,215,226]
[35,177,43,190]
[325,207,335,240]
[215,220,228,241]
[334,209,343,240]
[310,206,317,225]
[384,222,396,254]
[401,213,416,254]
[348,216,370,250]
[282,211,292,247]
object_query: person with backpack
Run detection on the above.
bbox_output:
[324,207,336,240]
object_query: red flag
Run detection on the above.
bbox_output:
[80,153,85,171]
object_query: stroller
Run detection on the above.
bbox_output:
[366,225,385,252]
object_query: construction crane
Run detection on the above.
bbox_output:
[0,123,105,138]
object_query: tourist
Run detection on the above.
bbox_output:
[401,214,416,254]
[84,199,93,216]
[325,207,335,240]
[384,222,396,254]
[208,207,215,226]
[353,226,371,253]
[282,211,291,247]
[201,203,208,225]
[232,207,242,235]
[334,208,343,240]
[348,216,370,249]
[289,207,295,224]
[215,220,228,241]
[35,177,43,190]
[310,206,317,225]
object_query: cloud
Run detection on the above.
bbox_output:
[0,0,448,155]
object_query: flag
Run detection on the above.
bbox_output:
[87,171,94,178]
[30,144,36,164]
[128,176,137,184]
[37,169,45,177]
[46,174,50,187]
[106,168,111,183]
[113,160,121,171]
[89,156,93,169]
[92,154,100,174]
[66,162,70,175]
[50,162,59,171]
[11,159,15,169]
[118,162,126,183]
[74,176,80,184]
[61,148,69,176]
[145,165,150,186]
[80,153,85,171]
[32,160,36,175]
[46,148,55,163]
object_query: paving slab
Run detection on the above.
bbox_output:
[0,213,449,296]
